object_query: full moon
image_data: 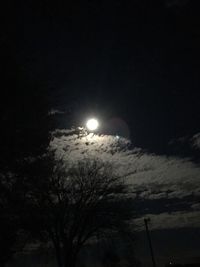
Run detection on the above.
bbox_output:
[86,118,99,131]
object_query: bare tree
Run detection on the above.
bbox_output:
[26,155,135,267]
[0,171,29,267]
[0,173,18,267]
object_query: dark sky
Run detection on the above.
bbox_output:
[1,0,200,265]
[1,0,200,156]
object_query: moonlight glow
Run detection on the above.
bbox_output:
[86,118,99,131]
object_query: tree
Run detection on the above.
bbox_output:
[0,173,18,267]
[0,36,52,265]
[0,171,28,267]
[26,155,135,267]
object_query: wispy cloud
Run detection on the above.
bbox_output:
[134,211,200,230]
[191,133,200,150]
[49,129,200,230]
[164,0,190,8]
[48,109,65,116]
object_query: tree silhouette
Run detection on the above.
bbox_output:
[25,155,135,267]
[0,171,28,267]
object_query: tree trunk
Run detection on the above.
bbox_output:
[54,242,63,267]
[0,262,6,267]
[63,243,77,267]
[64,256,76,267]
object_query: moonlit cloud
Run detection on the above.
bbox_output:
[191,133,200,150]
[191,203,200,211]
[48,109,65,116]
[134,211,200,230]
[49,129,200,230]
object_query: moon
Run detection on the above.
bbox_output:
[86,118,99,131]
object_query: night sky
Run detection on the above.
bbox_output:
[1,0,200,266]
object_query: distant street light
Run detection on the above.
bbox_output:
[86,118,99,131]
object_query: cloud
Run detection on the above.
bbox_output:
[139,191,167,200]
[134,211,200,231]
[191,133,200,150]
[49,129,200,230]
[165,0,189,8]
[48,109,65,116]
[191,203,200,211]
